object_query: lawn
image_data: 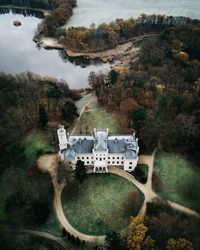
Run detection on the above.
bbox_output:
[74,108,122,134]
[153,152,200,211]
[61,174,144,235]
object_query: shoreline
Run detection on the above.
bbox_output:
[0,5,49,14]
[38,34,156,66]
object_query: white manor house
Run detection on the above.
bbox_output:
[57,126,139,173]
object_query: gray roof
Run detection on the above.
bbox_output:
[94,131,107,151]
[60,130,138,161]
[61,147,76,161]
[125,149,137,159]
[72,139,94,154]
[107,139,127,153]
[108,139,136,151]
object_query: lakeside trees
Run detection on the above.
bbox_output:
[0,0,53,10]
[35,0,77,38]
[89,23,200,154]
[65,15,200,52]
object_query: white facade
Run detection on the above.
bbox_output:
[57,126,139,173]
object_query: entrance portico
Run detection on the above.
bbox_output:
[94,160,108,173]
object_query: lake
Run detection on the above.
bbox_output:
[0,1,199,89]
[0,9,110,89]
[67,0,200,28]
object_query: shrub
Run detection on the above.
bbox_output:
[24,134,53,165]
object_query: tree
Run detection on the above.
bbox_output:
[166,238,193,250]
[131,107,147,132]
[105,231,124,250]
[57,160,74,184]
[46,81,62,110]
[62,228,67,237]
[74,160,87,185]
[127,216,148,250]
[106,70,119,86]
[142,236,156,250]
[38,104,48,129]
[61,101,78,122]
[2,168,53,227]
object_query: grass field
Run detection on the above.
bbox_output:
[61,174,144,235]
[74,108,122,134]
[153,152,200,211]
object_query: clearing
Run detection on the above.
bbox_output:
[153,152,200,211]
[61,174,144,235]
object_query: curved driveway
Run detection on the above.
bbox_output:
[37,151,199,244]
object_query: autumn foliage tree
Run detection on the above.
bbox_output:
[166,238,193,250]
[127,215,148,250]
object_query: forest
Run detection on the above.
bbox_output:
[35,0,77,38]
[89,22,200,156]
[65,14,200,52]
[0,72,80,249]
[0,0,53,9]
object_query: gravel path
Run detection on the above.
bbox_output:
[21,229,68,249]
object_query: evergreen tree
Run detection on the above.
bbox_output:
[38,104,48,129]
[61,101,78,122]
[105,231,123,250]
[131,106,147,132]
[74,160,87,185]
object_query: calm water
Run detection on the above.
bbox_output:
[0,11,110,88]
[0,1,200,88]
[67,0,200,27]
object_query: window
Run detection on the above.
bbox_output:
[117,157,119,159]
[129,166,132,169]
[87,157,89,159]
[108,161,110,164]
[96,158,98,160]
[130,162,133,165]
[112,161,115,164]
[108,157,110,159]
[122,157,124,160]
[77,157,80,160]
[121,161,123,164]
[117,161,119,164]
[87,161,89,164]
[113,157,115,160]
[82,157,84,160]
[103,158,106,160]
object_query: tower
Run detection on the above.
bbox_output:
[57,125,68,150]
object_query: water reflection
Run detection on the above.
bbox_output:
[66,0,200,28]
[0,12,110,89]
[0,7,44,18]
